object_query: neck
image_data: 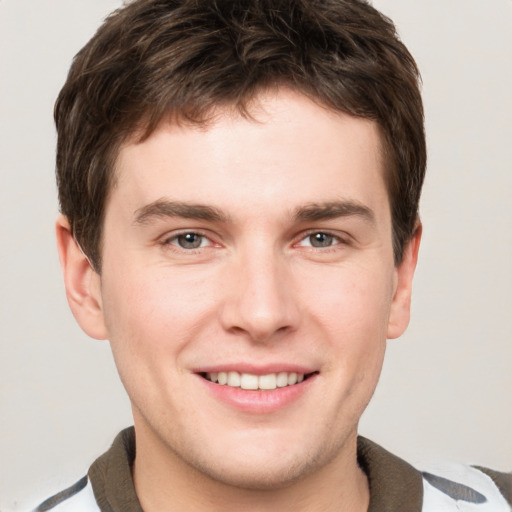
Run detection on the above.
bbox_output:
[132,421,369,512]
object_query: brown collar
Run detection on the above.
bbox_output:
[89,427,424,512]
[88,428,142,512]
[358,436,423,512]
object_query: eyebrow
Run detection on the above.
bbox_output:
[133,198,375,226]
[134,199,229,225]
[294,200,375,224]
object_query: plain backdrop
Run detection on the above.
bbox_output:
[1,1,511,510]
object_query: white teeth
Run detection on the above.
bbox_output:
[227,371,241,387]
[287,372,297,385]
[276,372,288,388]
[258,373,277,390]
[240,373,259,390]
[205,371,307,390]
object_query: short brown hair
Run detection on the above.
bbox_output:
[55,0,425,270]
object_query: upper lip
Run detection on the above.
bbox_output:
[192,364,317,375]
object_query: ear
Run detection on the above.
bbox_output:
[387,223,422,340]
[56,215,108,340]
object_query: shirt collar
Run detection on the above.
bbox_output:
[88,427,424,512]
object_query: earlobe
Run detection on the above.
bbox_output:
[56,215,108,340]
[387,223,422,340]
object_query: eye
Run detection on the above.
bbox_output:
[298,232,340,248]
[169,232,210,249]
[309,232,335,248]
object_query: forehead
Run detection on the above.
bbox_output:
[112,89,388,221]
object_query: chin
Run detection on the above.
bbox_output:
[179,431,343,491]
[190,455,320,491]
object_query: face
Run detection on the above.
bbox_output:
[61,89,418,490]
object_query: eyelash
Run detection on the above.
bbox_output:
[159,229,350,254]
[294,230,350,250]
[160,230,215,252]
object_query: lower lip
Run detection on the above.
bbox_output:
[198,374,317,414]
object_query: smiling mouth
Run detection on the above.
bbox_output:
[201,371,317,391]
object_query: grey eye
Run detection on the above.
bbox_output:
[309,232,335,248]
[176,233,204,249]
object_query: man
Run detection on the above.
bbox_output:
[35,0,511,510]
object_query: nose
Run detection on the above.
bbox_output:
[219,245,300,343]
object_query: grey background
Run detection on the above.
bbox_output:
[1,1,511,510]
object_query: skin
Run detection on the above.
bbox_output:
[57,89,420,512]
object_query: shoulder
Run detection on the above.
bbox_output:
[419,461,512,512]
[30,428,139,512]
[357,436,511,512]
[32,476,99,512]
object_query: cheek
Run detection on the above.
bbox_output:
[306,263,394,396]
[308,264,395,341]
[99,267,219,416]
[100,265,216,370]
